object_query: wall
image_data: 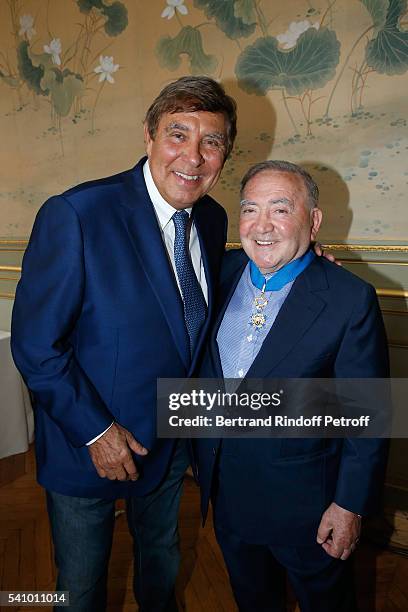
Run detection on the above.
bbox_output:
[0,0,407,243]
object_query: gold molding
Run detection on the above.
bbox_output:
[381,309,408,317]
[344,260,408,267]
[322,244,408,252]
[377,289,408,298]
[226,243,408,252]
[0,240,28,245]
[0,275,19,281]
[0,247,407,298]
[2,240,408,252]
[0,248,26,252]
[2,240,408,253]
[0,266,21,273]
[0,292,15,300]
[388,342,408,349]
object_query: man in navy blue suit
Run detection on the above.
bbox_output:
[11,76,237,611]
[195,160,389,612]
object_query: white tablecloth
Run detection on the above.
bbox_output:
[0,331,34,459]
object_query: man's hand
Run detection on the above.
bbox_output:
[313,242,342,266]
[88,423,148,481]
[316,502,361,560]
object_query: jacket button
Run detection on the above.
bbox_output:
[212,447,217,456]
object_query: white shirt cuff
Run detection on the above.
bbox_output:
[86,422,115,446]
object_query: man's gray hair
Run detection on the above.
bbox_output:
[240,160,319,209]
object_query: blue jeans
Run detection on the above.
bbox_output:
[46,440,189,612]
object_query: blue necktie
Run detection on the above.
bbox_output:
[172,210,207,355]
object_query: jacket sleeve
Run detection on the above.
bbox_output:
[333,282,390,515]
[11,196,114,447]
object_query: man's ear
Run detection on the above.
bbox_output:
[310,207,323,241]
[143,122,153,156]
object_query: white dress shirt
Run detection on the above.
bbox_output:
[87,159,208,445]
[143,160,208,303]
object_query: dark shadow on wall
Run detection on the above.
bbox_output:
[224,78,277,163]
[216,79,278,242]
[301,161,353,244]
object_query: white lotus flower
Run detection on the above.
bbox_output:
[43,38,62,66]
[276,20,319,50]
[161,0,188,20]
[94,56,120,83]
[19,14,36,40]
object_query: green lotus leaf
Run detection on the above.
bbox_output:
[76,0,103,14]
[17,41,48,95]
[41,68,84,117]
[236,28,340,96]
[27,46,55,71]
[194,0,256,39]
[156,26,218,75]
[101,2,128,36]
[365,0,408,74]
[0,70,19,88]
[359,0,389,32]
[76,0,127,36]
[234,0,256,25]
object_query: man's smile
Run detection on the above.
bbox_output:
[254,240,275,246]
[174,171,201,181]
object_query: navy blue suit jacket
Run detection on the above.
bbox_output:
[11,157,227,499]
[195,249,389,546]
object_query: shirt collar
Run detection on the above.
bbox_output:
[143,159,192,230]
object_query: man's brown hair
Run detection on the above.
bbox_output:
[145,76,237,158]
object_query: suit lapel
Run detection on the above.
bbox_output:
[121,160,190,369]
[246,258,328,378]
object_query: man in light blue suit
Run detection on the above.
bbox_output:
[11,76,237,611]
[195,160,389,612]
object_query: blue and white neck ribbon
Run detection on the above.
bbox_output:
[250,249,315,292]
[248,249,315,331]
